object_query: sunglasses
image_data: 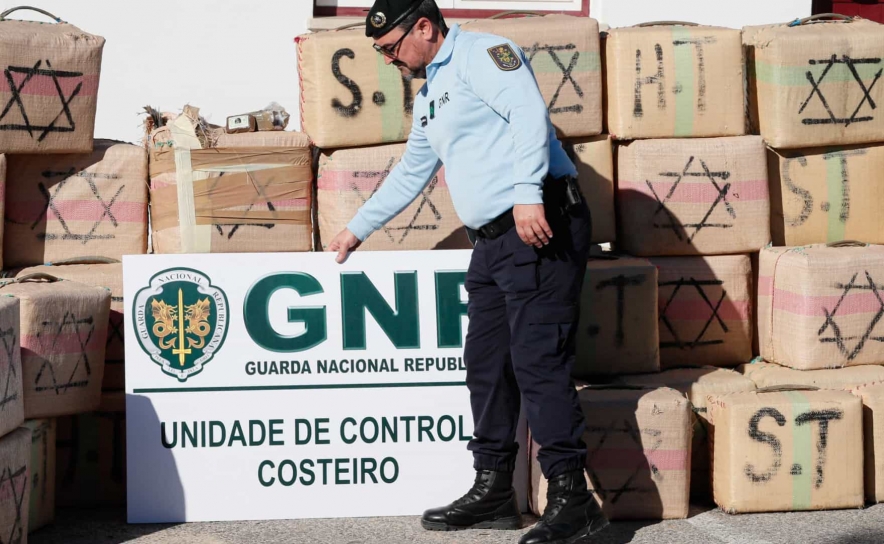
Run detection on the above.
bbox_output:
[373,19,418,60]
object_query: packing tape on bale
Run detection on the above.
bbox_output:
[672,26,695,136]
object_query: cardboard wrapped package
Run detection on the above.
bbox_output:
[0,428,30,542]
[650,256,753,369]
[0,8,104,153]
[25,419,55,533]
[3,140,148,268]
[574,256,659,377]
[743,24,783,135]
[0,275,110,419]
[56,412,125,507]
[605,25,744,139]
[317,143,471,251]
[149,129,313,254]
[767,144,884,246]
[741,361,884,390]
[462,15,602,138]
[296,26,423,149]
[18,264,123,394]
[709,389,863,513]
[0,297,23,438]
[563,135,615,243]
[618,136,771,256]
[618,368,756,498]
[852,383,884,503]
[749,18,884,149]
[531,387,691,520]
[758,244,884,369]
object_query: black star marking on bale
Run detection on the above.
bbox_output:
[800,55,883,126]
[647,156,734,243]
[818,271,884,361]
[0,328,18,412]
[207,171,281,240]
[585,419,663,504]
[0,60,84,141]
[522,43,583,115]
[33,313,95,394]
[0,464,27,544]
[659,277,728,351]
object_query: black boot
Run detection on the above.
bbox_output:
[421,470,522,531]
[520,470,609,544]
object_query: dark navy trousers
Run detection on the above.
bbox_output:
[464,188,591,479]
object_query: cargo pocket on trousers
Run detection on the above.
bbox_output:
[510,245,540,293]
[528,304,579,355]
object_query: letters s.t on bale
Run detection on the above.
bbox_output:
[0,8,104,153]
[605,24,744,140]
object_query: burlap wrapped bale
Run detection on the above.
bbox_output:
[0,428,30,541]
[3,140,148,268]
[743,23,786,135]
[618,136,770,256]
[25,418,54,533]
[18,264,123,395]
[461,15,602,138]
[852,383,884,503]
[564,135,615,243]
[749,18,884,149]
[0,297,22,438]
[741,361,884,390]
[317,143,471,251]
[768,144,884,246]
[650,256,753,369]
[296,26,423,149]
[56,412,125,507]
[708,389,863,513]
[148,129,313,254]
[605,25,744,140]
[618,367,756,499]
[0,275,110,418]
[0,8,104,153]
[530,386,691,520]
[574,256,659,377]
[758,244,884,369]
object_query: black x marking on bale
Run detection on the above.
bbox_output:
[207,171,280,240]
[0,464,27,544]
[818,271,884,361]
[0,59,83,141]
[0,328,18,412]
[34,313,95,394]
[522,43,583,115]
[25,167,124,245]
[800,55,883,126]
[351,157,442,244]
[585,419,664,504]
[659,277,728,351]
[647,156,734,243]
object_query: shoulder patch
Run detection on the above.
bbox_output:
[487,44,522,72]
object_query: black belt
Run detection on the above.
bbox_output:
[466,208,516,241]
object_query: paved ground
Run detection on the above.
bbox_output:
[29,504,884,544]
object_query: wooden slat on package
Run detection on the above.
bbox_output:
[56,412,125,507]
[18,264,123,395]
[0,276,110,419]
[317,143,471,251]
[461,15,602,138]
[650,256,753,369]
[759,244,884,369]
[605,25,744,140]
[0,8,104,153]
[749,18,884,149]
[149,132,313,254]
[741,361,884,390]
[618,368,756,499]
[618,137,771,256]
[25,419,54,533]
[564,135,615,243]
[574,256,659,377]
[3,141,148,268]
[296,26,423,149]
[0,427,30,542]
[852,383,884,503]
[767,144,884,246]
[709,389,863,513]
[0,297,22,438]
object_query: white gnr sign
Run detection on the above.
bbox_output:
[124,251,527,523]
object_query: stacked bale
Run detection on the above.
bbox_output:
[25,419,55,533]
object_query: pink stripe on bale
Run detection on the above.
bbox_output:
[588,449,688,471]
[6,200,146,224]
[660,299,751,321]
[8,72,100,98]
[618,179,769,203]
[21,330,105,356]
[318,169,449,191]
[771,289,884,317]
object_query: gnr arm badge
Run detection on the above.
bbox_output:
[487,44,522,72]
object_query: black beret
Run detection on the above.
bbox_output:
[365,0,423,39]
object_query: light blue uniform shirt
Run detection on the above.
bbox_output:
[347,24,578,241]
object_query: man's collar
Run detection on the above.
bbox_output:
[428,23,460,67]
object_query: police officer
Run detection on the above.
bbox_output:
[327,1,608,542]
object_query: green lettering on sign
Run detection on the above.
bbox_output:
[244,273,327,352]
[341,272,420,350]
[435,271,468,348]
